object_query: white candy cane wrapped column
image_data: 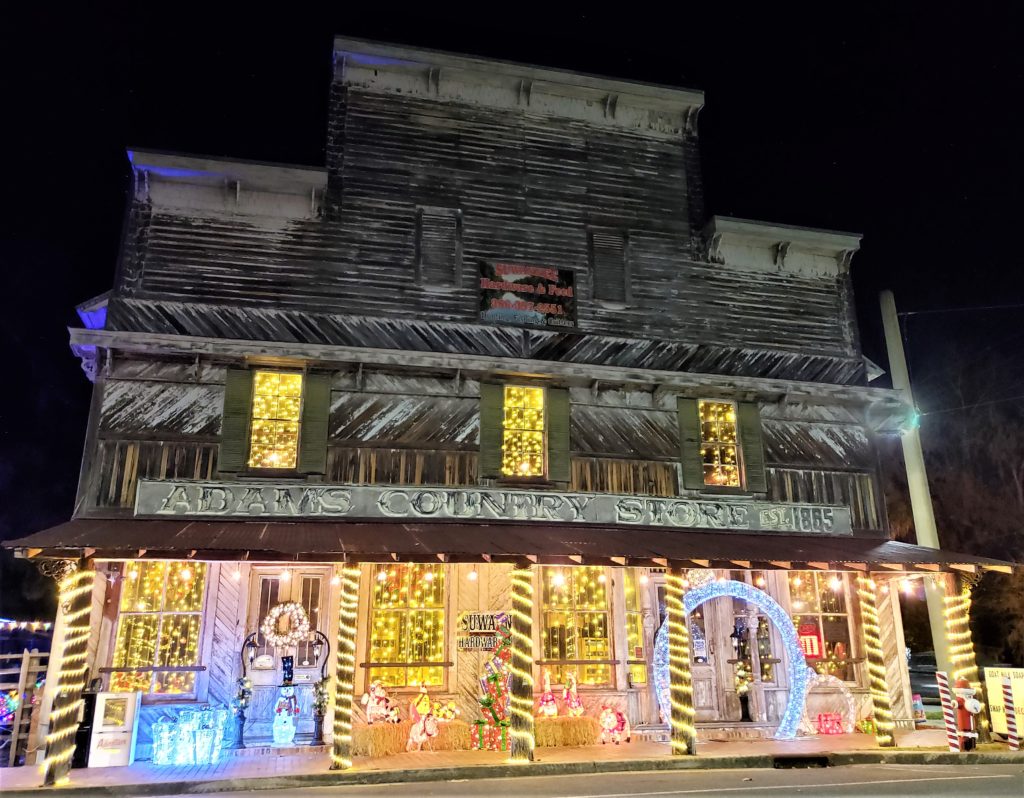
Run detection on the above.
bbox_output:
[1004,678,1019,751]
[935,670,960,752]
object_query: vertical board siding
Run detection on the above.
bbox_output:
[326,447,479,487]
[766,467,882,532]
[93,440,219,509]
[207,565,243,708]
[570,457,680,497]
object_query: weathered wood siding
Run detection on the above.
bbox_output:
[100,380,223,436]
[104,86,864,384]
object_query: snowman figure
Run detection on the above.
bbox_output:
[272,684,300,746]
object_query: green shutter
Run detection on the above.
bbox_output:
[677,397,705,491]
[298,372,331,474]
[546,387,570,484]
[737,401,767,493]
[479,383,504,479]
[219,368,253,473]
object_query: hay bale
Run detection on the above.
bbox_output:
[351,720,472,757]
[534,715,601,747]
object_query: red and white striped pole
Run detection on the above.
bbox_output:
[1004,678,1019,751]
[935,671,960,752]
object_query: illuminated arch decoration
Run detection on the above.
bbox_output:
[653,580,811,740]
[800,671,857,734]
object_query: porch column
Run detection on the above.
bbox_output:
[330,565,361,770]
[508,566,535,761]
[42,559,96,787]
[666,569,696,755]
[941,572,990,743]
[855,575,896,747]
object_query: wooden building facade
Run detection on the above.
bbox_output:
[9,38,1008,775]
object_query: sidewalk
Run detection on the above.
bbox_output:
[1,729,1020,796]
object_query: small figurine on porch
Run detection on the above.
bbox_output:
[433,699,460,722]
[599,706,631,745]
[272,684,300,746]
[536,670,558,717]
[407,685,439,751]
[360,679,399,724]
[954,677,982,751]
[563,671,585,717]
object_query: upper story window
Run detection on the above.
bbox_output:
[501,385,546,478]
[590,229,630,305]
[219,368,330,476]
[416,206,462,288]
[678,397,766,494]
[110,561,207,695]
[698,399,740,487]
[248,371,303,469]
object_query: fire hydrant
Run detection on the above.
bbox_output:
[953,677,982,751]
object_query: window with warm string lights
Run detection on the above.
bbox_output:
[698,399,741,487]
[501,385,545,478]
[110,561,207,694]
[368,563,446,688]
[248,370,303,469]
[540,565,611,686]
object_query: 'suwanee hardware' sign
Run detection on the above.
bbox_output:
[134,481,852,535]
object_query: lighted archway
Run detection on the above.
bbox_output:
[653,579,810,740]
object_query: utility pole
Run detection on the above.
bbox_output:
[879,290,953,678]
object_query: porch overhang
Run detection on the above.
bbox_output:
[5,518,1015,574]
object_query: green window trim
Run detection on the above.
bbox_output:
[678,397,766,493]
[479,382,570,484]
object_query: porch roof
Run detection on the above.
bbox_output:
[5,518,1015,574]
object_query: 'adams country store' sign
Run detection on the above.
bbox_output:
[135,481,852,535]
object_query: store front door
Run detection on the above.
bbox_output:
[245,566,331,741]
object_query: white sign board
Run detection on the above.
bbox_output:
[984,666,1024,736]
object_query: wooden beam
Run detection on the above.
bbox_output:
[691,559,710,568]
[25,548,42,559]
[731,560,751,568]
[983,564,1013,574]
[842,562,868,571]
[948,563,977,573]
[769,561,792,569]
[876,563,903,571]
[610,556,627,566]
[807,561,829,570]
[652,557,668,567]
[568,554,583,564]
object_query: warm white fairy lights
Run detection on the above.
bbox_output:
[855,575,895,747]
[508,568,535,761]
[42,565,95,786]
[666,570,696,755]
[942,574,989,739]
[330,566,361,770]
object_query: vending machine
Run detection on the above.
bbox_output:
[87,692,142,767]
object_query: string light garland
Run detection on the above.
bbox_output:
[0,619,54,632]
[331,566,361,770]
[508,568,535,761]
[941,573,989,741]
[259,602,311,649]
[666,570,696,755]
[698,400,740,487]
[43,563,95,787]
[855,576,896,747]
[501,386,545,478]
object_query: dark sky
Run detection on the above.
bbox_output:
[3,6,1023,612]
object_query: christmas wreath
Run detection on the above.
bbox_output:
[260,601,311,648]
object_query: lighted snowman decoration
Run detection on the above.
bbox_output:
[272,684,300,746]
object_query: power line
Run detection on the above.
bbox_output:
[921,393,1024,416]
[899,302,1024,317]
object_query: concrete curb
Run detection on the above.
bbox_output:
[3,750,1021,797]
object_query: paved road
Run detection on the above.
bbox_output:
[209,763,1023,797]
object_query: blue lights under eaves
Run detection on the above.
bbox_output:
[127,151,223,181]
[77,305,107,330]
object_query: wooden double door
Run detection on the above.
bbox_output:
[245,567,331,741]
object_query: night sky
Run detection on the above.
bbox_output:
[3,7,1022,616]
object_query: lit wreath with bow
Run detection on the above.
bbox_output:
[260,602,311,648]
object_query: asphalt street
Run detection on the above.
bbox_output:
[206,763,1024,797]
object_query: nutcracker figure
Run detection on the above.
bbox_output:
[953,677,982,751]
